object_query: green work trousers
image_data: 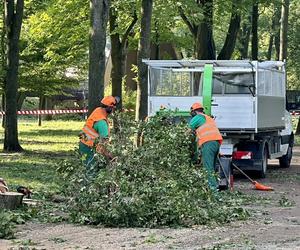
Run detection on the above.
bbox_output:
[79,142,97,179]
[200,140,220,191]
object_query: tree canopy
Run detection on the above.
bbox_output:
[0,0,299,98]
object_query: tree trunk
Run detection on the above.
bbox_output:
[1,4,5,129]
[274,4,281,61]
[110,41,125,107]
[44,97,53,121]
[125,50,137,91]
[154,20,160,60]
[1,1,5,71]
[179,0,215,94]
[238,15,251,59]
[88,0,110,116]
[279,0,290,61]
[17,92,25,111]
[110,8,125,108]
[38,95,45,126]
[3,0,24,152]
[195,0,215,60]
[251,1,258,60]
[0,192,24,210]
[1,94,5,128]
[267,35,274,60]
[1,1,5,72]
[109,7,137,109]
[217,0,241,60]
[135,0,153,121]
[179,0,215,60]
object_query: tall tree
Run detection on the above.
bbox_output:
[251,1,259,60]
[217,0,241,60]
[179,0,215,59]
[287,0,300,86]
[88,0,110,115]
[136,0,152,120]
[274,4,282,60]
[267,3,281,60]
[109,1,137,108]
[0,2,5,82]
[1,2,6,127]
[195,0,215,59]
[20,0,87,106]
[238,14,251,59]
[279,0,290,61]
[3,0,24,151]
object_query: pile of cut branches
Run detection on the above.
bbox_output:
[59,112,249,227]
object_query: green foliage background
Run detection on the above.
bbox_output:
[0,0,299,100]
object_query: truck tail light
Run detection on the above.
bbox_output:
[232,151,253,160]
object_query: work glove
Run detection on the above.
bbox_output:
[78,132,87,141]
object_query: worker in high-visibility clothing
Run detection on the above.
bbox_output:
[79,96,120,178]
[189,102,223,191]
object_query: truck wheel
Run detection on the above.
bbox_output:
[279,144,293,168]
[258,148,268,178]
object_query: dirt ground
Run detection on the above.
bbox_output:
[1,148,300,250]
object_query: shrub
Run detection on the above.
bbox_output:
[0,209,28,239]
[0,212,15,239]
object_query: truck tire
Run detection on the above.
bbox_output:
[258,147,268,178]
[279,144,293,168]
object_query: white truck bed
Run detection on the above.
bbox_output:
[146,60,286,133]
[149,95,285,132]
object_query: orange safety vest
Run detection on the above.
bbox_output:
[80,107,110,147]
[195,114,223,147]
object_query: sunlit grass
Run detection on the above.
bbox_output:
[0,119,83,196]
[292,116,300,145]
[17,120,82,152]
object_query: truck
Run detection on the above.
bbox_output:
[143,60,294,178]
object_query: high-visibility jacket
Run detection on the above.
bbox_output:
[80,107,109,147]
[195,114,223,147]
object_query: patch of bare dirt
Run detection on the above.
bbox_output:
[1,148,300,250]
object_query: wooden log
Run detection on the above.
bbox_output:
[0,192,24,210]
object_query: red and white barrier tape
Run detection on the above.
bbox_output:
[0,108,134,116]
[0,109,88,115]
[0,109,298,116]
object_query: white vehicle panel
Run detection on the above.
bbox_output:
[149,96,256,131]
[212,96,255,130]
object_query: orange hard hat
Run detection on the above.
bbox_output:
[191,102,203,111]
[100,96,119,107]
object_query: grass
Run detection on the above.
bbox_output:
[0,119,83,197]
[292,117,300,145]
